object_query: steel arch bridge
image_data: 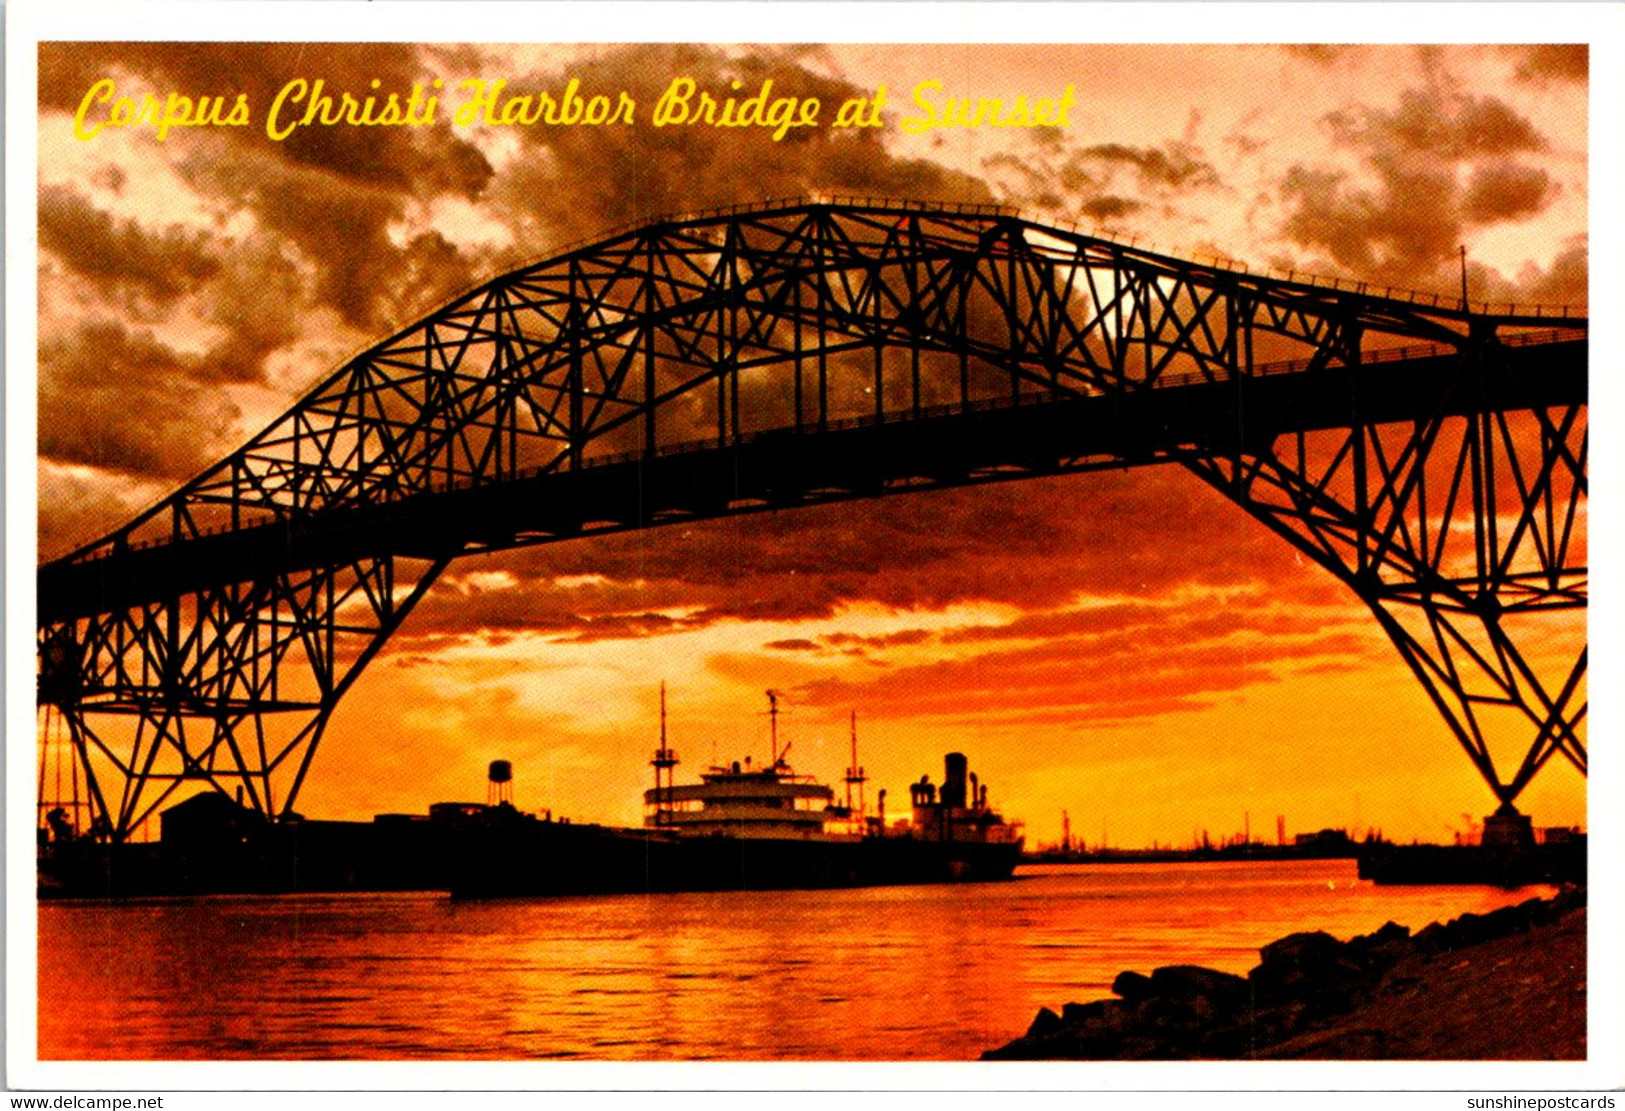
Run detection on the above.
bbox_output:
[37,198,1587,842]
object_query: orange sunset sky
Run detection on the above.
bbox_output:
[36,42,1589,846]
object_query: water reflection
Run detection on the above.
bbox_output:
[39,860,1554,1060]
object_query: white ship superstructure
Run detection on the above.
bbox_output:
[645,689,844,840]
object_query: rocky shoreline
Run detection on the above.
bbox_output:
[985,888,1586,1060]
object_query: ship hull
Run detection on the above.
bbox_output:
[450,818,1024,898]
[38,807,1023,900]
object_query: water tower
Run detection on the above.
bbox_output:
[487,759,513,807]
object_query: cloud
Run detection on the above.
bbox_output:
[39,322,243,481]
[1500,45,1588,85]
[1278,88,1559,283]
[480,43,993,248]
[1077,195,1144,221]
[1460,162,1554,223]
[388,465,1343,655]
[1279,162,1460,276]
[1281,46,1352,68]
[36,462,165,560]
[39,42,493,197]
[1518,241,1588,305]
[173,143,434,329]
[1077,141,1221,190]
[1459,239,1587,309]
[791,604,1379,726]
[1324,89,1546,160]
[38,184,220,306]
[191,237,309,382]
[41,43,499,334]
[984,133,1220,230]
[824,629,932,650]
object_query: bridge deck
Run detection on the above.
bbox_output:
[40,335,1585,624]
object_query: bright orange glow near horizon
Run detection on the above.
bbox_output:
[35,42,1588,849]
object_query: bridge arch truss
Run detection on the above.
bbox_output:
[37,199,1586,840]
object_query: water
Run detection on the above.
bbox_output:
[37,859,1553,1060]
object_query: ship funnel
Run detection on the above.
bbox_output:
[942,752,969,808]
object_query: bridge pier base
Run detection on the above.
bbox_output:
[1481,804,1537,850]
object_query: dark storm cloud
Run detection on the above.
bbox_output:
[1461,162,1554,223]
[39,42,492,197]
[1500,45,1588,85]
[39,185,220,305]
[39,322,241,480]
[1077,142,1220,191]
[173,143,423,329]
[983,131,1218,232]
[41,43,497,332]
[483,43,993,247]
[1324,89,1546,161]
[396,467,1341,649]
[1279,162,1461,276]
[1279,88,1558,282]
[1077,195,1144,222]
[193,237,308,383]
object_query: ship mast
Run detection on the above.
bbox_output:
[843,711,867,815]
[650,682,679,824]
[766,690,782,767]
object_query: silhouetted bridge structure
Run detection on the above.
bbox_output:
[37,199,1586,841]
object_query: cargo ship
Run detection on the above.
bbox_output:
[451,690,1025,896]
[41,691,1023,899]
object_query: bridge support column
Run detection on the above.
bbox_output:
[1185,394,1587,809]
[38,554,449,842]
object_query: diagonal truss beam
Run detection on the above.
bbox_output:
[37,198,1586,839]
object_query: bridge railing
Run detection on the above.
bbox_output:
[1185,324,1590,386]
[526,195,1585,323]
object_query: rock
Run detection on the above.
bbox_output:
[982,890,1583,1061]
[1343,922,1415,977]
[1140,993,1216,1032]
[1413,921,1452,954]
[1149,964,1250,1009]
[1025,1006,1062,1038]
[1351,921,1411,949]
[1478,900,1540,938]
[1061,999,1109,1024]
[1259,930,1345,970]
[1251,931,1374,1013]
[1251,931,1345,995]
[1112,969,1154,1001]
[1446,910,1490,947]
[1062,998,1130,1040]
[1551,885,1586,914]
